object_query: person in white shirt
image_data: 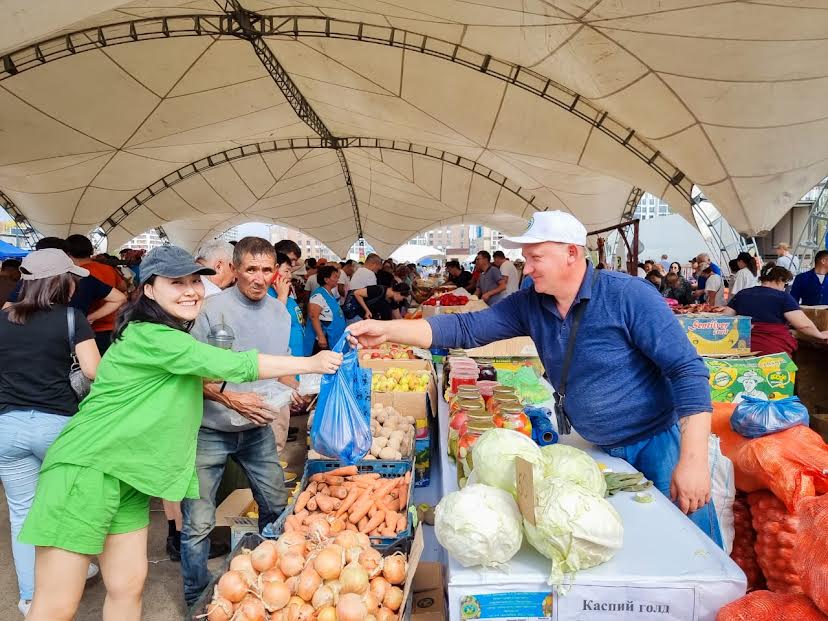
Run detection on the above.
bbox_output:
[702,264,726,306]
[194,239,235,298]
[492,250,519,297]
[349,253,382,290]
[730,251,759,298]
[338,260,356,298]
[774,242,800,279]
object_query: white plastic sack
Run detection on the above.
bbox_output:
[298,373,322,396]
[709,434,736,554]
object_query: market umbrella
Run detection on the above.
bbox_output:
[0,240,28,260]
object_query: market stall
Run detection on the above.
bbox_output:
[432,370,746,621]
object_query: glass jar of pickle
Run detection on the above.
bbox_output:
[448,400,485,459]
[476,358,497,382]
[494,403,532,437]
[457,415,494,486]
[488,394,521,418]
[491,385,517,401]
[449,387,481,416]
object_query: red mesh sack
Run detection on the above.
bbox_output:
[748,491,802,594]
[731,426,828,512]
[795,495,828,615]
[717,591,828,621]
[730,494,765,591]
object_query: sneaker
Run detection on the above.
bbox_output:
[87,563,100,580]
[18,599,31,616]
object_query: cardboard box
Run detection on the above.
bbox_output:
[802,305,828,331]
[365,358,438,418]
[414,436,431,488]
[705,353,797,403]
[466,336,539,358]
[411,562,446,621]
[676,314,751,356]
[215,488,258,549]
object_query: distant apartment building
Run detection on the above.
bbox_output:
[121,229,165,252]
[634,193,671,220]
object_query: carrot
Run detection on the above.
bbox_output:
[380,526,395,536]
[361,510,386,533]
[328,486,348,500]
[323,465,359,477]
[336,487,362,517]
[383,495,396,507]
[316,495,336,513]
[349,473,380,481]
[368,505,379,518]
[294,509,309,522]
[396,515,407,533]
[294,490,312,513]
[358,516,369,532]
[398,481,409,511]
[306,482,319,495]
[348,497,373,524]
[404,471,411,485]
[385,511,398,530]
[307,497,318,512]
[345,522,358,532]
[373,478,397,500]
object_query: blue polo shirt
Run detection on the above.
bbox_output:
[427,264,712,447]
[790,269,828,306]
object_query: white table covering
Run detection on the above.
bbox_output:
[434,374,746,621]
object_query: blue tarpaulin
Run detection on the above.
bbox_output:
[0,240,29,260]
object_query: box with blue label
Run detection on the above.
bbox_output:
[415,436,431,488]
[676,314,751,356]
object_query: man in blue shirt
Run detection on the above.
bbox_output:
[790,249,828,306]
[350,211,721,546]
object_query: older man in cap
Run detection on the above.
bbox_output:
[348,211,721,546]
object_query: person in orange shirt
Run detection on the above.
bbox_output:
[65,235,128,354]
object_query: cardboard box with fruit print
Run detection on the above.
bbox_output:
[705,353,797,404]
[677,314,752,356]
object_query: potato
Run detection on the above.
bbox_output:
[373,436,389,449]
[389,430,405,442]
[379,447,400,460]
[379,426,394,438]
[404,416,416,426]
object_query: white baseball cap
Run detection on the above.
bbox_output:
[500,211,587,249]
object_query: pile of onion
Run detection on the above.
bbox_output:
[206,530,409,621]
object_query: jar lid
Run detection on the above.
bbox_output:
[492,386,516,393]
[500,404,525,413]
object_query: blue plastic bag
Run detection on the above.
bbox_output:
[730,395,809,439]
[310,332,373,463]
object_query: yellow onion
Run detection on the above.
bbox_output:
[314,547,344,581]
[383,586,404,612]
[317,605,337,621]
[279,552,305,577]
[262,581,291,612]
[382,553,407,585]
[251,541,279,573]
[337,593,368,621]
[340,561,369,595]
[297,567,322,602]
[216,571,248,603]
[206,596,233,621]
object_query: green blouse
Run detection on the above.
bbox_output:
[42,322,259,500]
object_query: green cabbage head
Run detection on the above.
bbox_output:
[524,478,624,590]
[435,484,523,567]
[541,444,607,497]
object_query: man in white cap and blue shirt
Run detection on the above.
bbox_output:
[348,211,721,546]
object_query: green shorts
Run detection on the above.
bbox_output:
[19,463,150,555]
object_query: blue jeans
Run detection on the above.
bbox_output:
[180,426,287,604]
[0,409,70,600]
[602,424,723,548]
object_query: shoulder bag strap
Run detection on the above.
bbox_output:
[66,306,77,353]
[553,271,600,434]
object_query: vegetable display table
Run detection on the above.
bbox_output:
[434,371,746,621]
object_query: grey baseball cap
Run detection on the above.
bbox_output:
[20,249,89,280]
[139,245,215,285]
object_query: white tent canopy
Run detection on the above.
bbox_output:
[1,1,826,255]
[389,245,445,265]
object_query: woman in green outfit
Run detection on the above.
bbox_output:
[21,246,343,621]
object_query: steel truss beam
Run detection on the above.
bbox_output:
[793,178,828,272]
[223,1,363,238]
[0,189,40,247]
[692,192,757,269]
[0,14,697,218]
[98,137,544,239]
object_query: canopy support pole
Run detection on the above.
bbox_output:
[0,189,40,248]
